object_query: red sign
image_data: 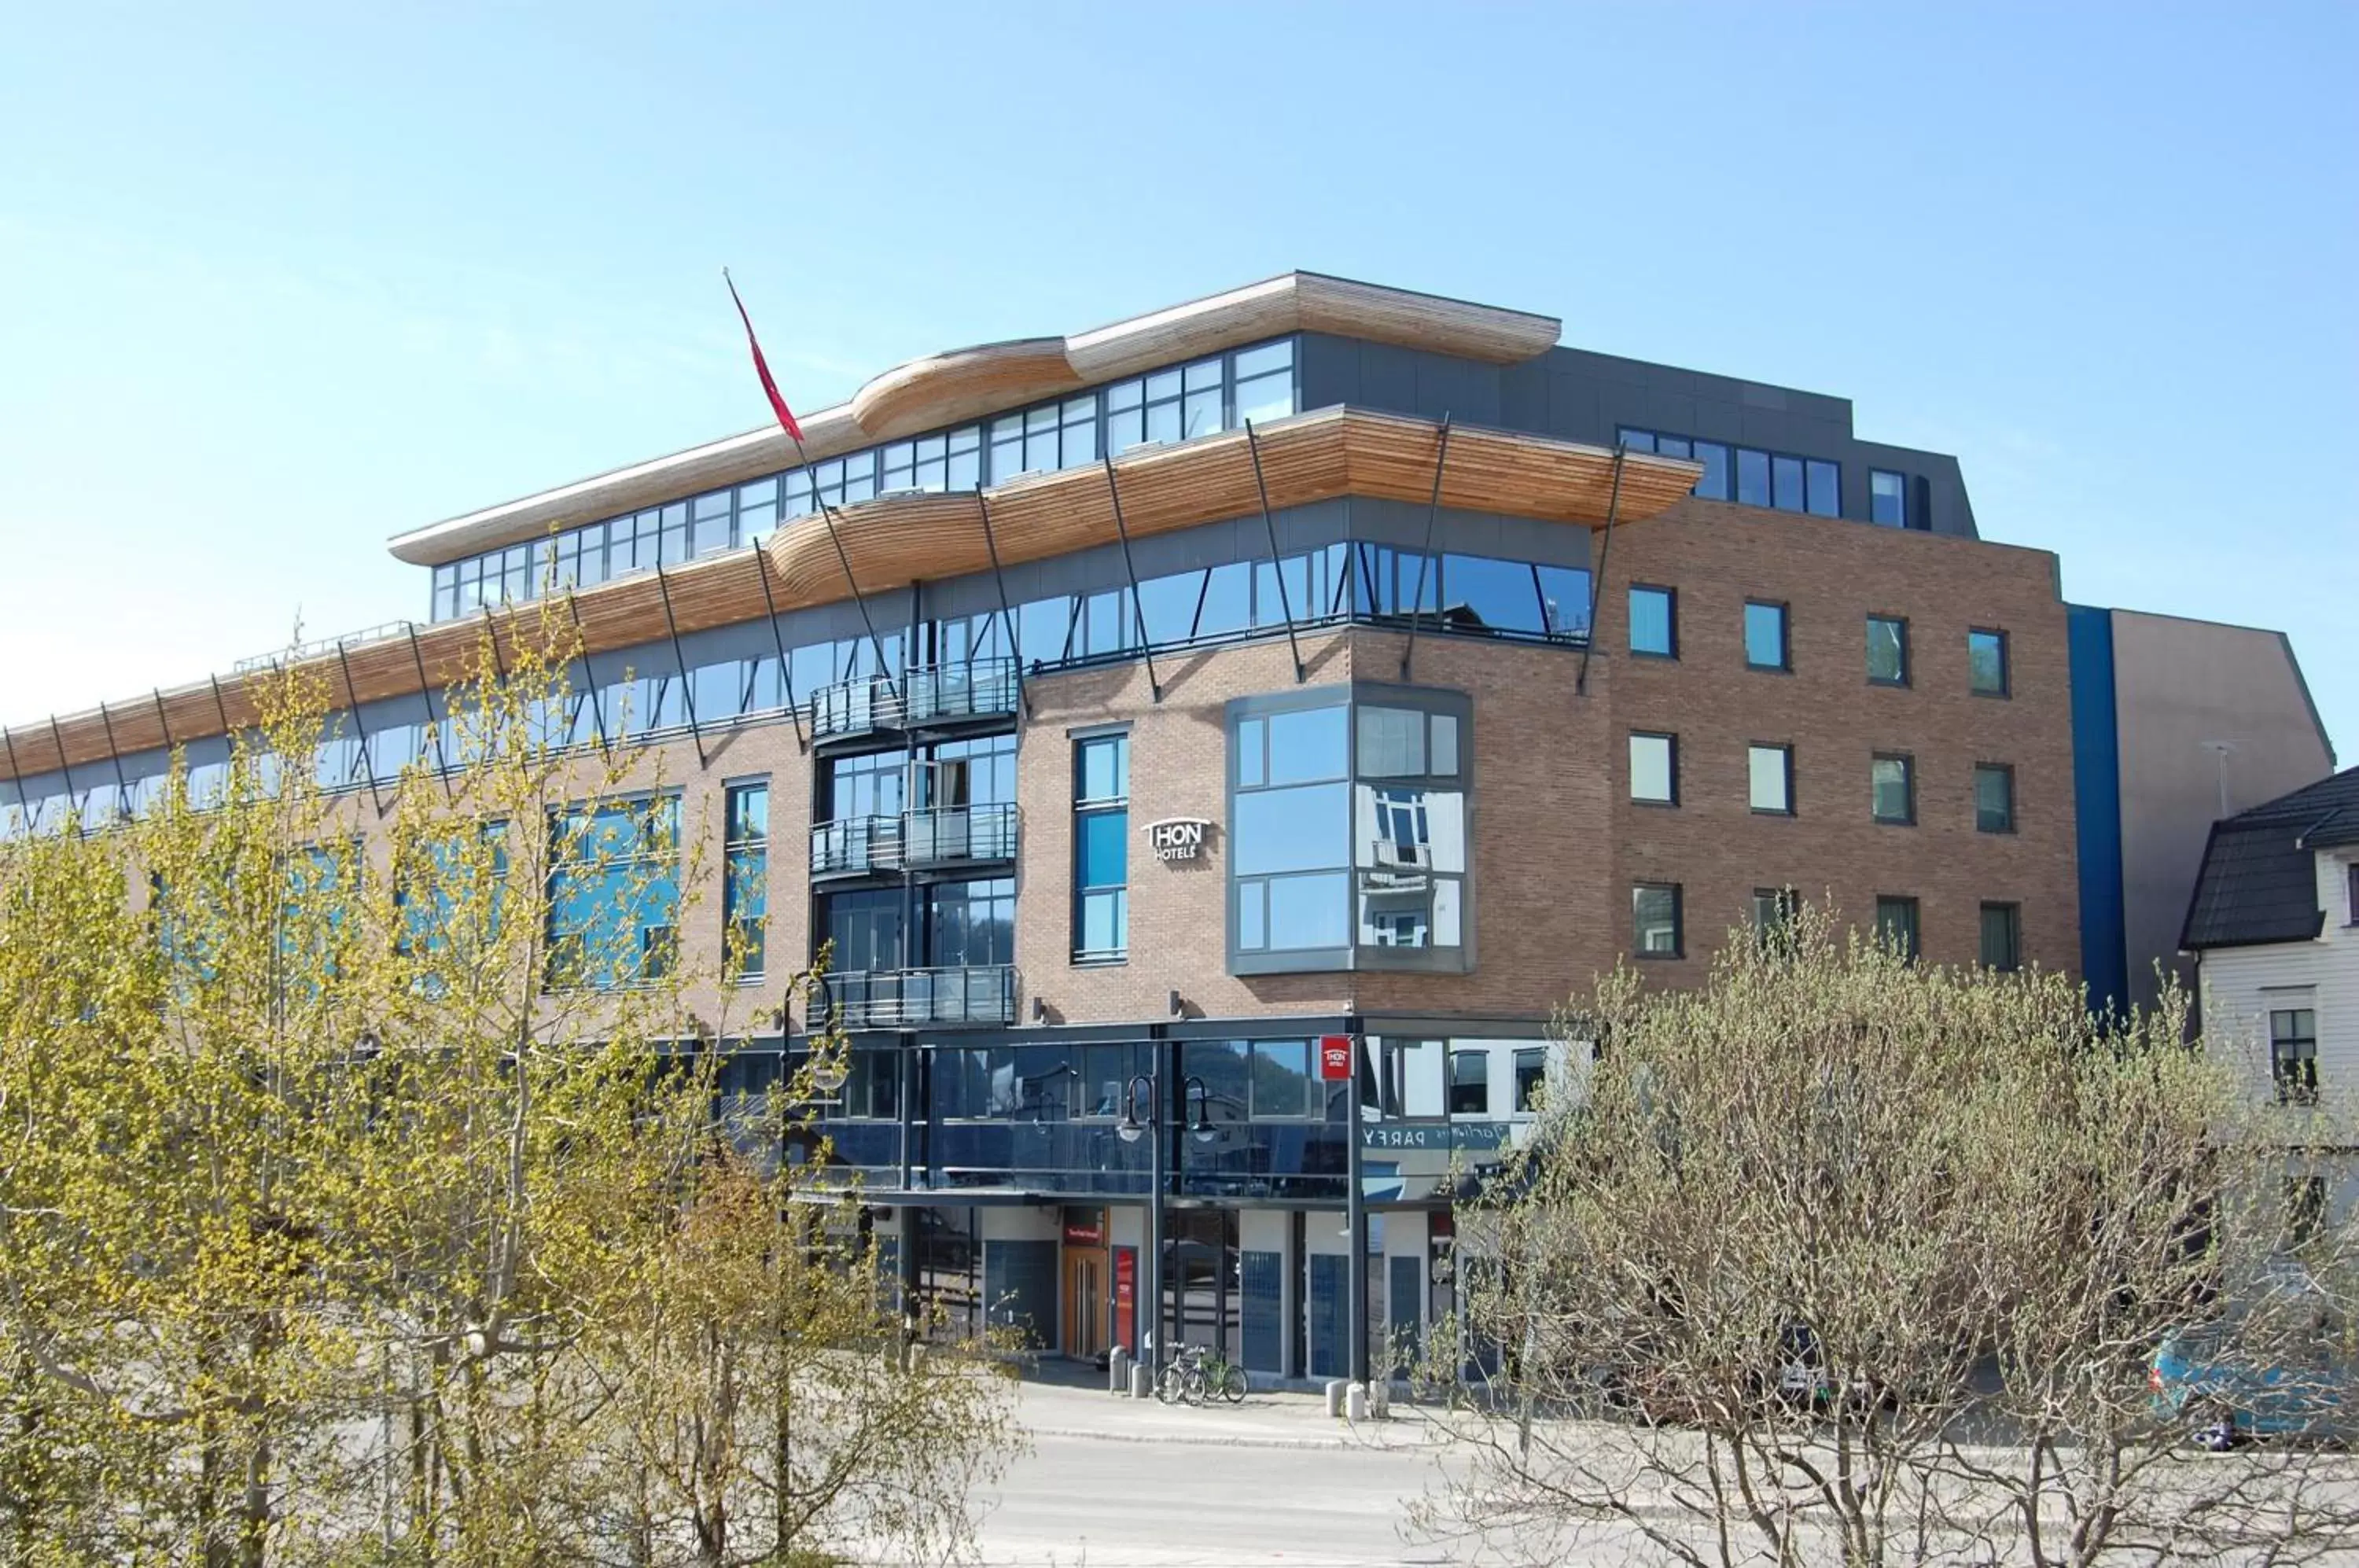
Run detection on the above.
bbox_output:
[1319,1034,1353,1081]
[1113,1247,1137,1352]
[1062,1208,1104,1247]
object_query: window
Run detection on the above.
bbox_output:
[1745,601,1790,672]
[1073,733,1130,962]
[1870,469,1908,528]
[1749,744,1794,815]
[1867,616,1910,686]
[840,1051,900,1121]
[1250,1040,1317,1119]
[1974,764,2016,834]
[1233,698,1352,959]
[1753,887,1801,949]
[1628,585,1677,658]
[2285,1176,2328,1247]
[1874,896,1921,960]
[1980,902,2021,971]
[2350,863,2359,926]
[1514,1047,1547,1113]
[1448,1048,1491,1116]
[545,795,679,991]
[2272,1009,2319,1106]
[1871,754,1916,825]
[1630,732,1678,805]
[723,782,768,981]
[1968,628,2010,698]
[1633,883,1683,958]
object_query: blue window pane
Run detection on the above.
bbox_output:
[1080,888,1128,955]
[1772,455,1805,512]
[1536,566,1592,639]
[1238,882,1266,949]
[1737,448,1772,507]
[1138,570,1202,646]
[1079,735,1128,802]
[1266,872,1349,951]
[1266,706,1346,785]
[1197,561,1250,639]
[1076,810,1128,888]
[1655,435,1691,460]
[1745,602,1788,670]
[1236,718,1265,788]
[1617,428,1655,454]
[1442,554,1544,635]
[1870,469,1908,528]
[1629,587,1676,657]
[1805,460,1841,517]
[1018,597,1076,668]
[1692,440,1731,501]
[1233,783,1348,874]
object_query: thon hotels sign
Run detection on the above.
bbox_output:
[1143,818,1211,863]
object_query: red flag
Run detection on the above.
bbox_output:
[723,270,804,444]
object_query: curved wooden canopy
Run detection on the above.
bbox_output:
[3,410,1693,785]
[388,271,1565,567]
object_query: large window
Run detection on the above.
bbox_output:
[1980,901,2022,971]
[1073,733,1131,963]
[1632,883,1683,958]
[1750,744,1794,815]
[1231,689,1470,973]
[1871,754,1916,826]
[1630,732,1678,805]
[1867,616,1911,686]
[1975,764,2016,834]
[1745,601,1790,672]
[1620,428,1839,517]
[431,338,1300,622]
[545,795,680,991]
[723,782,768,981]
[2272,1008,2319,1105]
[1629,585,1677,658]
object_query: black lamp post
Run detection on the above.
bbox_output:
[1117,1070,1214,1367]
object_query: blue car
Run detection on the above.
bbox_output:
[2151,1324,2356,1449]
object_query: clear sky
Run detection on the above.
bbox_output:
[2,4,2351,764]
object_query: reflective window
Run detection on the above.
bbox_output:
[1974,763,2015,834]
[1805,459,1841,517]
[1630,732,1677,805]
[1074,733,1130,963]
[1969,628,2010,697]
[1870,469,1908,527]
[1736,447,1772,507]
[1772,455,1805,511]
[1633,883,1682,958]
[1871,754,1916,826]
[1628,585,1676,657]
[1749,744,1793,815]
[1250,1040,1317,1119]
[724,782,767,980]
[1693,440,1732,501]
[1867,616,1910,686]
[1448,1048,1490,1115]
[1514,1047,1547,1113]
[1875,896,1921,960]
[929,878,1015,967]
[1752,887,1800,948]
[1745,601,1789,671]
[1980,902,2021,972]
[1622,426,1848,522]
[545,795,681,991]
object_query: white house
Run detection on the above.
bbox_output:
[2184,765,2359,1237]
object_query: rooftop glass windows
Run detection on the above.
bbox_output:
[1621,426,1842,517]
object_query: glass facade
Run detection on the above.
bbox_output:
[1073,733,1130,963]
[429,339,1299,622]
[1618,427,1840,517]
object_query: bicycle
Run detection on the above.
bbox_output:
[1154,1343,1246,1404]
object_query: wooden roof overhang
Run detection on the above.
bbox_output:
[1,410,1697,785]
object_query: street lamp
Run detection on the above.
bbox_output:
[1115,1071,1216,1369]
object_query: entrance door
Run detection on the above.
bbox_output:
[1062,1248,1107,1360]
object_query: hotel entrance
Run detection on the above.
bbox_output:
[1059,1207,1108,1361]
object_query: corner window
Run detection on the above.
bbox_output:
[1870,469,1908,528]
[1874,896,1921,961]
[1073,733,1131,963]
[1867,616,1910,686]
[1630,732,1678,805]
[2272,1009,2319,1106]
[1871,754,1916,826]
[1628,585,1677,658]
[1633,882,1683,958]
[1448,1048,1491,1116]
[1969,628,2010,698]
[1980,901,2021,971]
[1744,601,1790,672]
[1974,764,2016,834]
[1749,744,1794,815]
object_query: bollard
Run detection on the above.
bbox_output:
[1324,1378,1349,1418]
[1130,1363,1153,1400]
[1344,1382,1369,1423]
[1109,1348,1131,1395]
[1368,1379,1389,1420]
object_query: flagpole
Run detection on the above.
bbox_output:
[723,268,900,709]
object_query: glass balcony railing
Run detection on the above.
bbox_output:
[810,804,1019,879]
[820,966,1020,1029]
[808,658,1020,742]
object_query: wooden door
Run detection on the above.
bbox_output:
[1062,1248,1106,1359]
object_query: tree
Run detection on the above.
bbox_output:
[0,612,1018,1566]
[1416,904,2359,1567]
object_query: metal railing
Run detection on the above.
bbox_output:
[819,966,1020,1029]
[810,803,1019,879]
[233,620,418,673]
[808,658,1020,742]
[811,815,903,878]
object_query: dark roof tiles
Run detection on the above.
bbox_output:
[2182,765,2359,951]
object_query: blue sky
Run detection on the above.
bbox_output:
[2,3,2351,760]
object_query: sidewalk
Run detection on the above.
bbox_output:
[1014,1371,1446,1452]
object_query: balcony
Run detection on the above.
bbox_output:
[811,804,1019,880]
[808,658,1020,744]
[820,966,1020,1029]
